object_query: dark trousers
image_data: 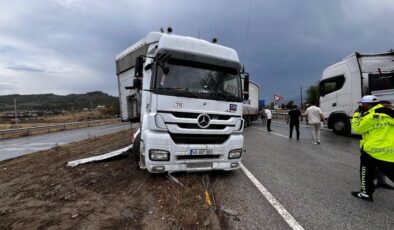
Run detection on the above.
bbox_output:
[261,117,266,125]
[359,150,394,196]
[289,122,300,139]
[267,119,271,131]
[376,170,387,184]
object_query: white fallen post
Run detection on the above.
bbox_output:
[166,173,184,187]
[67,144,133,167]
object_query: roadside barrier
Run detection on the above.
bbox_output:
[271,112,307,122]
[0,119,120,140]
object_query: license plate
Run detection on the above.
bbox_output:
[190,149,213,155]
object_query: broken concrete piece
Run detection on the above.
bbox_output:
[221,208,238,216]
[121,208,134,219]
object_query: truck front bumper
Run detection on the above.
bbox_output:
[142,130,243,173]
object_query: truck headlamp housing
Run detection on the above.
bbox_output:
[149,149,170,161]
[154,114,167,129]
[234,119,244,132]
[228,149,242,159]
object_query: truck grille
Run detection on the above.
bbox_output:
[170,133,229,144]
[176,123,227,130]
[159,111,240,120]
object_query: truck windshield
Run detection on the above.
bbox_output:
[153,59,242,102]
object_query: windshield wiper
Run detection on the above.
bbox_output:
[155,87,198,98]
[208,91,242,101]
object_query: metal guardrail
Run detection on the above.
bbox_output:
[271,112,307,122]
[0,118,120,140]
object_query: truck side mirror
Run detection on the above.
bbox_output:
[135,56,144,78]
[133,78,142,90]
[243,73,249,100]
[319,83,324,96]
[163,67,170,75]
[144,63,152,71]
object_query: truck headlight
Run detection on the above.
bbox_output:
[149,149,170,161]
[228,149,242,159]
[155,114,167,129]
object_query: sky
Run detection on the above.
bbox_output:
[1,0,393,104]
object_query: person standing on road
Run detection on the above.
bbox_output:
[351,95,394,202]
[260,109,266,126]
[287,105,302,141]
[374,100,394,190]
[305,102,324,144]
[264,107,273,132]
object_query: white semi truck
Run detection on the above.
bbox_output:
[241,72,260,126]
[319,51,394,135]
[116,30,248,173]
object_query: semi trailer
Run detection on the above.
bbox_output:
[115,30,250,173]
[241,72,260,126]
[319,51,394,135]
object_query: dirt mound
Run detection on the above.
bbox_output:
[0,130,222,229]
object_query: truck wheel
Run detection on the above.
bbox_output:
[130,132,141,164]
[332,117,350,136]
[243,117,248,127]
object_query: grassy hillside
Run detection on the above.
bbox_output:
[0,91,119,111]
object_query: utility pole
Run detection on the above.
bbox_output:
[300,87,303,111]
[14,98,18,125]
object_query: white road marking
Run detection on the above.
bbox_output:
[252,126,289,139]
[272,121,331,131]
[240,164,305,230]
[270,131,288,138]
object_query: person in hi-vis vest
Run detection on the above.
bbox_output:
[351,95,394,202]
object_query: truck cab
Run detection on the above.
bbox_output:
[320,51,394,135]
[116,31,245,173]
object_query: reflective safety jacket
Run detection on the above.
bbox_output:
[351,104,394,162]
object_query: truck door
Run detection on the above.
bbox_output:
[319,76,345,116]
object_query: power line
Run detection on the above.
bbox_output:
[300,86,303,108]
[14,98,17,126]
[242,0,252,61]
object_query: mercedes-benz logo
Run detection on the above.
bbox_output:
[197,114,210,128]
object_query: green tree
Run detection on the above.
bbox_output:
[305,84,319,106]
[285,100,294,109]
[102,102,120,117]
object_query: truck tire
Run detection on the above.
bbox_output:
[130,132,141,164]
[243,116,249,127]
[332,117,350,136]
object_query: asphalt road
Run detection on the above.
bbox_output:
[1,120,393,229]
[0,122,132,161]
[216,121,394,230]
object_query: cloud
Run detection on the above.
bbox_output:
[7,65,45,72]
[0,0,393,102]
